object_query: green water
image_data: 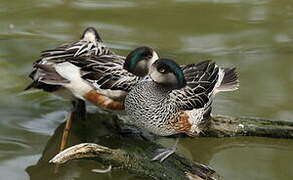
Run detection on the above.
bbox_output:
[1,0,293,179]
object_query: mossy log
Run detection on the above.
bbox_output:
[206,115,293,138]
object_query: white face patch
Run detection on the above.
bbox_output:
[136,60,148,71]
[150,65,178,86]
[146,51,159,72]
[150,68,162,83]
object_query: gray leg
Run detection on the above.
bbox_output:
[151,138,179,163]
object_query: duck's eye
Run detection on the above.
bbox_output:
[158,67,166,73]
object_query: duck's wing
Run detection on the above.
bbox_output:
[40,40,112,62]
[26,28,114,90]
[170,60,220,111]
[29,37,111,78]
[39,35,112,63]
[40,27,113,62]
[78,55,143,92]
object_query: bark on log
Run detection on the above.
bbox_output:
[206,115,293,138]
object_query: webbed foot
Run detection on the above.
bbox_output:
[151,138,179,163]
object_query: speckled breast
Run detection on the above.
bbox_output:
[125,81,178,136]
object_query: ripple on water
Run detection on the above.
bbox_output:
[72,0,136,9]
[179,29,269,56]
[210,139,293,180]
[19,110,66,136]
[0,154,41,180]
[82,22,133,34]
[174,0,269,5]
[80,21,136,50]
[0,137,31,156]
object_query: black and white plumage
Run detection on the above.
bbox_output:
[80,55,143,92]
[170,61,221,111]
[25,27,113,93]
[40,27,113,61]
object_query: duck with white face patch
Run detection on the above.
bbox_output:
[124,58,239,162]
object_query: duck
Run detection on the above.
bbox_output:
[125,58,239,161]
[124,58,239,135]
[88,55,239,162]
[25,27,116,164]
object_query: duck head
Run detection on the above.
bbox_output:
[124,46,159,76]
[150,58,186,89]
[81,27,102,42]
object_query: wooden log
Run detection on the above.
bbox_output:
[47,109,293,180]
[50,142,219,180]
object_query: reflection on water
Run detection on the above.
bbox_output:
[0,0,293,179]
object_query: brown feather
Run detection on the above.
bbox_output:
[83,90,124,110]
[169,111,197,136]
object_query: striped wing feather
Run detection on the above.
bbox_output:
[170,60,219,110]
[27,31,112,91]
[40,40,112,61]
[79,55,142,92]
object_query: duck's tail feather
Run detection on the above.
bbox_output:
[24,81,62,92]
[216,67,239,93]
[34,64,70,85]
[24,64,69,92]
[24,82,35,91]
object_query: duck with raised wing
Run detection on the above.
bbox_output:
[125,59,239,136]
[124,58,239,161]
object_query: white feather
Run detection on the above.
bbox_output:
[186,109,204,134]
[212,67,225,95]
[54,62,93,99]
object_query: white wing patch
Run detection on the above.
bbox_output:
[54,62,92,99]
